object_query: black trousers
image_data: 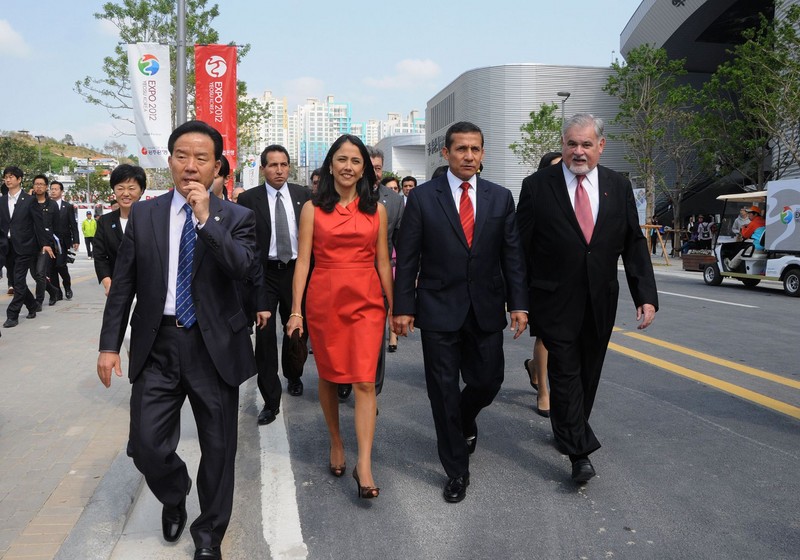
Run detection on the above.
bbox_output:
[6,248,36,319]
[51,249,72,293]
[127,322,239,549]
[254,260,307,410]
[542,299,611,459]
[421,307,504,479]
[34,252,58,304]
[85,237,93,257]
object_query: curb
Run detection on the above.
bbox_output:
[55,450,143,560]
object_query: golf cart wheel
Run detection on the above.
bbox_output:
[784,269,800,297]
[703,264,723,286]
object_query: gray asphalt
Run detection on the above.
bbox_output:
[6,257,797,559]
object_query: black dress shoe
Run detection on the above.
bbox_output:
[523,359,538,392]
[48,296,57,306]
[3,318,18,328]
[464,422,478,455]
[287,378,303,396]
[443,475,470,503]
[257,405,279,426]
[65,288,73,300]
[194,546,221,559]
[26,310,36,319]
[337,384,352,400]
[56,290,64,301]
[35,303,43,312]
[387,344,397,353]
[571,458,596,483]
[162,479,191,543]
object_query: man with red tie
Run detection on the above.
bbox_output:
[516,113,658,484]
[393,121,528,503]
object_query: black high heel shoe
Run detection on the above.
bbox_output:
[352,467,379,499]
[523,359,539,392]
[329,447,346,477]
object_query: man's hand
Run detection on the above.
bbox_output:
[43,246,54,258]
[72,243,79,251]
[97,351,123,388]
[256,311,271,329]
[636,303,656,330]
[101,277,112,297]
[184,181,211,225]
[392,314,415,336]
[510,311,528,339]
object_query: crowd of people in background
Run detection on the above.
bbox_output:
[3,114,662,559]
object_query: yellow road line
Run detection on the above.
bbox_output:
[617,330,800,390]
[608,342,800,420]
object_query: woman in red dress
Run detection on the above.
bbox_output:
[287,134,393,499]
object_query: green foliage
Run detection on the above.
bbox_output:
[604,44,688,216]
[66,171,113,203]
[0,135,64,178]
[508,103,562,171]
[74,0,266,149]
[697,3,800,188]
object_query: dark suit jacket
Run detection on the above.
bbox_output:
[53,199,79,250]
[93,209,124,283]
[516,164,658,342]
[394,174,528,332]
[237,182,310,264]
[98,192,259,387]
[0,191,54,257]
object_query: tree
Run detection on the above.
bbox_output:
[0,135,67,178]
[69,171,113,203]
[604,44,688,218]
[103,140,128,159]
[509,103,562,171]
[698,4,800,189]
[74,0,266,154]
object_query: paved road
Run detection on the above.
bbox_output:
[2,259,798,559]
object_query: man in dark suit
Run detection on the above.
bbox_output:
[96,121,261,560]
[48,180,80,299]
[1,166,53,328]
[393,122,529,503]
[516,113,658,484]
[30,175,60,308]
[237,145,311,426]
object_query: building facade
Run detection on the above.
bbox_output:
[426,64,632,201]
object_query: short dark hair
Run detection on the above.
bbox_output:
[381,176,399,188]
[401,176,417,187]
[538,152,562,171]
[50,180,64,191]
[32,174,49,186]
[315,134,377,215]
[445,121,483,149]
[110,164,147,191]
[310,168,321,181]
[260,144,290,167]
[168,120,223,160]
[218,155,231,180]
[431,165,449,179]
[3,166,23,179]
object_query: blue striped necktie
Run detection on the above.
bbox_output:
[176,203,196,328]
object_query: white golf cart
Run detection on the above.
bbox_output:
[703,179,800,297]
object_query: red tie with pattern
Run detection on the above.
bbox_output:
[459,182,474,247]
[574,175,594,243]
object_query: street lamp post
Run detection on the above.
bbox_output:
[35,135,45,162]
[557,91,571,124]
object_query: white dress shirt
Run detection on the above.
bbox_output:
[7,190,21,238]
[265,183,299,260]
[562,164,600,223]
[446,170,476,218]
[164,191,197,315]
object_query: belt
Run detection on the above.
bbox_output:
[265,259,295,270]
[161,315,194,328]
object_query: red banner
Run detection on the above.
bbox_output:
[195,45,237,194]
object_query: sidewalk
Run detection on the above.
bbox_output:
[0,257,132,559]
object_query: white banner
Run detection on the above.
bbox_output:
[128,43,171,168]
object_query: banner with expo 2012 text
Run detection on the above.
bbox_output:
[195,44,237,190]
[127,43,171,168]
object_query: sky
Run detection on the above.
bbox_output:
[0,0,644,155]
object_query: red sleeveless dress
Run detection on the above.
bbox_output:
[307,199,385,383]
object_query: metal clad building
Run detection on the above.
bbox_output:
[425,64,633,201]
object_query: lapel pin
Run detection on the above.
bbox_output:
[214,216,221,222]
[111,224,116,229]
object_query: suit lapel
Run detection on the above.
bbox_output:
[548,167,588,245]
[111,211,124,246]
[151,192,172,291]
[288,184,304,225]
[434,175,470,250]
[472,179,491,247]
[192,196,223,279]
[593,166,612,239]
[255,184,272,246]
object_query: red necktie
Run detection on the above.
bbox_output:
[459,182,474,247]
[574,175,594,243]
